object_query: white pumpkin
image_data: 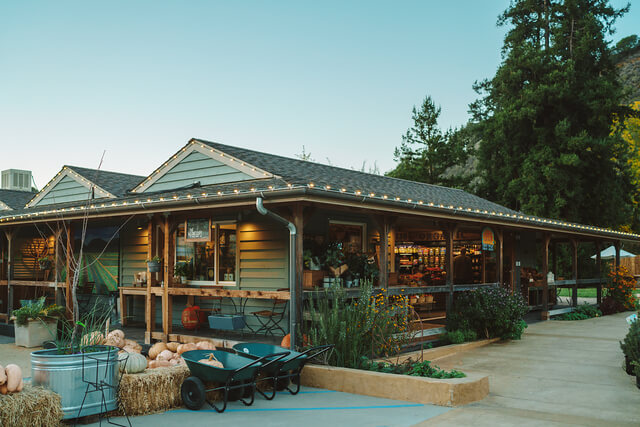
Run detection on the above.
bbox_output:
[5,364,22,393]
[157,349,175,361]
[196,341,216,350]
[118,352,147,374]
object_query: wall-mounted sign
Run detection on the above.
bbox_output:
[185,218,211,242]
[482,227,495,251]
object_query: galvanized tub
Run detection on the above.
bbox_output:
[31,345,119,419]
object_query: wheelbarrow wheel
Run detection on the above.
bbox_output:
[182,376,206,410]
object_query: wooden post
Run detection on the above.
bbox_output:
[162,214,173,340]
[145,216,155,344]
[497,229,504,286]
[4,230,13,317]
[379,217,390,289]
[54,227,62,306]
[65,223,73,311]
[596,241,602,305]
[445,225,455,317]
[552,241,558,278]
[541,233,550,320]
[615,241,621,270]
[509,233,517,293]
[571,239,578,307]
[293,204,304,346]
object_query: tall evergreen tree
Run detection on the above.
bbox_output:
[471,0,635,228]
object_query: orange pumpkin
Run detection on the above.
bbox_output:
[181,306,199,330]
[281,334,311,348]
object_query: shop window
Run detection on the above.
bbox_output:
[176,221,237,285]
[328,221,365,253]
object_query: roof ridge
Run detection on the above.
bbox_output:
[193,138,463,193]
[64,165,145,179]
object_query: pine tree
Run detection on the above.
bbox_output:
[472,0,634,228]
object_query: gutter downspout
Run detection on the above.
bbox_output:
[256,197,297,350]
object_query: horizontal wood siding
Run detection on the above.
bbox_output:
[119,224,148,286]
[144,151,255,193]
[37,176,92,206]
[238,220,288,291]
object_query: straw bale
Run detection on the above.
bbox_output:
[118,365,190,416]
[0,384,63,427]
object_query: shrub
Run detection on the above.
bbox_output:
[605,266,637,312]
[443,329,477,344]
[362,358,465,379]
[12,297,65,327]
[304,281,411,368]
[448,286,528,340]
[555,304,602,321]
[620,319,640,365]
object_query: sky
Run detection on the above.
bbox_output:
[1,1,638,189]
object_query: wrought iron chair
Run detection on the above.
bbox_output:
[251,289,288,336]
[76,347,131,427]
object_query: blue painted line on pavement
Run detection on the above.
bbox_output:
[282,390,337,394]
[172,403,424,413]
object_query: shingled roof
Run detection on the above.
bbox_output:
[0,189,36,210]
[66,166,144,197]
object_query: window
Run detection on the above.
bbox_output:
[328,221,366,253]
[176,221,237,285]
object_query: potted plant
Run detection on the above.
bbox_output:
[323,243,346,288]
[147,255,162,273]
[12,296,64,347]
[38,256,53,271]
[620,319,640,375]
[363,254,380,282]
[174,262,189,284]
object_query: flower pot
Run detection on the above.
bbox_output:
[31,345,119,419]
[15,319,57,348]
[147,261,161,273]
[208,314,246,330]
[625,355,635,375]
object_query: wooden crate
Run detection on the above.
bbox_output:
[303,270,325,289]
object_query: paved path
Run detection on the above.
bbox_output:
[422,311,640,427]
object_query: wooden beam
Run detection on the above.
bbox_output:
[145,216,154,344]
[596,241,602,305]
[571,239,578,307]
[541,233,551,320]
[445,224,455,317]
[497,229,504,287]
[4,229,13,317]
[615,241,621,269]
[162,214,173,339]
[65,223,72,311]
[379,217,390,289]
[293,203,304,347]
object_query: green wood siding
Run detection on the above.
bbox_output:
[36,176,93,206]
[119,224,148,286]
[144,151,255,193]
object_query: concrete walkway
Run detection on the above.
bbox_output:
[421,311,640,427]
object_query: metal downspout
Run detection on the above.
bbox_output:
[256,197,297,350]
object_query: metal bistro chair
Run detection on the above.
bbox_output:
[251,289,288,336]
[76,347,131,427]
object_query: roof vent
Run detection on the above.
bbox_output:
[1,169,33,192]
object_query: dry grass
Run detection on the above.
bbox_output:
[118,366,191,416]
[0,384,64,427]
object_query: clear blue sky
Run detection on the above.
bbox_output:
[1,1,638,189]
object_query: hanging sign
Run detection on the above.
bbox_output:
[481,227,495,251]
[185,218,211,242]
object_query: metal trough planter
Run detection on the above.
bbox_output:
[31,345,119,419]
[208,314,246,330]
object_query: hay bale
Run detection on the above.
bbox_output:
[0,384,63,427]
[118,365,190,416]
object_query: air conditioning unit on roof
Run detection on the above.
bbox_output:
[1,169,33,192]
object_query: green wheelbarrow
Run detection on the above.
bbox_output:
[181,349,289,413]
[231,343,334,399]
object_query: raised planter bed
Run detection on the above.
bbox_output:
[301,364,488,407]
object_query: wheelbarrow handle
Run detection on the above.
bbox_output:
[287,344,334,363]
[259,351,291,369]
[230,351,288,379]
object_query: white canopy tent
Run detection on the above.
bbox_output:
[590,245,635,260]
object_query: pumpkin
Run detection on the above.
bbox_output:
[81,331,105,346]
[118,352,147,374]
[181,306,200,330]
[196,341,216,351]
[109,329,125,340]
[148,360,172,369]
[177,343,197,354]
[198,353,223,368]
[5,364,22,393]
[124,339,142,352]
[122,345,141,354]
[157,350,175,361]
[149,342,168,360]
[105,334,125,349]
[281,333,310,348]
[0,364,6,385]
[0,383,7,395]
[166,341,180,352]
[169,357,185,366]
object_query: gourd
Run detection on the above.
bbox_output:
[123,339,142,352]
[148,360,172,369]
[177,343,197,354]
[122,345,141,354]
[0,364,6,385]
[198,353,223,368]
[5,364,22,393]
[157,350,175,361]
[166,342,180,352]
[169,357,185,366]
[105,333,125,349]
[0,383,7,395]
[109,329,125,340]
[149,342,168,359]
[118,352,147,374]
[196,341,216,350]
[81,331,105,346]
